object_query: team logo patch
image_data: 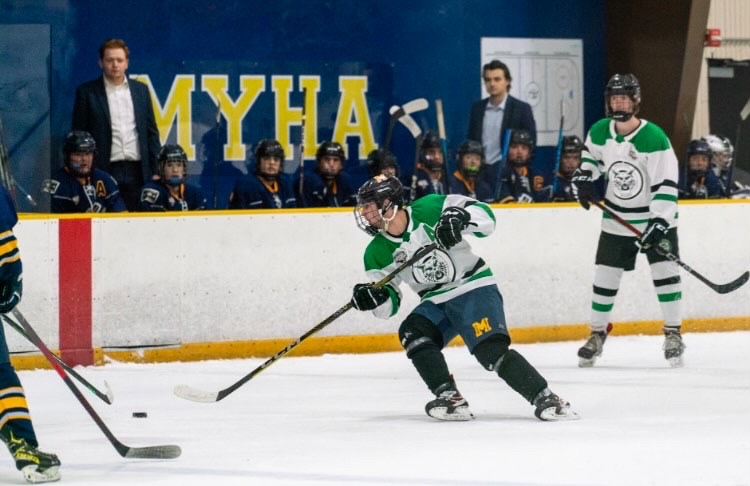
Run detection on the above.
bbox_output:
[411,247,455,284]
[608,161,644,200]
[41,179,60,194]
[141,187,160,203]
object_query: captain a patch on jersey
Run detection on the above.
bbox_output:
[608,161,644,200]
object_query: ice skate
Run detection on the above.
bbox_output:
[533,389,580,421]
[663,327,686,368]
[577,329,608,367]
[425,381,474,421]
[1,428,60,483]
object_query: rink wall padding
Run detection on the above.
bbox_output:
[8,201,750,370]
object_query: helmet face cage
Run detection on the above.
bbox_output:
[457,140,484,176]
[63,130,97,177]
[605,73,641,121]
[354,175,404,236]
[158,144,188,184]
[701,134,733,170]
[508,129,534,165]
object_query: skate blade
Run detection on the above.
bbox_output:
[427,406,475,421]
[578,357,596,368]
[667,356,684,368]
[21,464,61,483]
[538,407,581,421]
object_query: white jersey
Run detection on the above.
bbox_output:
[582,118,679,236]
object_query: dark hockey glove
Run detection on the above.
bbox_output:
[351,283,390,311]
[570,169,595,210]
[0,261,22,314]
[637,217,670,254]
[435,206,471,249]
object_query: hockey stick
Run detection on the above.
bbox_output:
[297,88,308,207]
[389,106,422,140]
[593,200,749,294]
[384,98,429,149]
[494,129,512,201]
[3,315,114,404]
[551,98,565,193]
[435,99,451,183]
[8,309,181,459]
[174,243,439,403]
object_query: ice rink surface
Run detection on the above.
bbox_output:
[3,331,749,486]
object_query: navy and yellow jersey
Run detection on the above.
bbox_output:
[297,170,357,208]
[362,193,496,319]
[679,168,723,199]
[448,170,494,203]
[229,173,296,209]
[0,186,20,284]
[140,181,207,211]
[42,167,126,213]
[497,164,548,203]
[582,118,679,236]
[411,165,447,200]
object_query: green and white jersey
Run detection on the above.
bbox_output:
[582,118,679,236]
[362,193,496,318]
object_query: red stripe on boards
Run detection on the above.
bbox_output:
[58,218,93,365]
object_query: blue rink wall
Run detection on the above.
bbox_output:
[0,0,607,211]
[8,200,750,370]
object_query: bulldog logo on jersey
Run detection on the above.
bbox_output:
[608,161,644,200]
[411,247,455,284]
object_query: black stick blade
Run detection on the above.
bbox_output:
[122,444,182,459]
[713,270,749,294]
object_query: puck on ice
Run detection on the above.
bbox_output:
[132,412,148,418]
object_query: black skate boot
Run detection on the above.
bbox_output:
[533,388,579,421]
[663,327,686,368]
[425,380,474,421]
[1,426,61,483]
[577,327,609,368]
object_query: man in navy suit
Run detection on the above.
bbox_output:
[72,38,161,211]
[467,59,536,200]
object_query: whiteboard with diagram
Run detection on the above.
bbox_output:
[481,37,584,147]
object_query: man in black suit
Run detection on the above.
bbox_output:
[72,38,161,211]
[467,59,536,199]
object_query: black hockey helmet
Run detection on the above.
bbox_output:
[63,130,97,158]
[562,135,583,154]
[354,175,404,236]
[255,139,285,162]
[605,73,641,121]
[366,148,399,177]
[63,130,96,177]
[456,140,484,177]
[316,141,345,162]
[420,131,441,151]
[509,129,534,151]
[158,144,188,184]
[687,139,712,158]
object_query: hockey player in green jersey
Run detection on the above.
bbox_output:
[350,174,578,421]
[571,73,685,368]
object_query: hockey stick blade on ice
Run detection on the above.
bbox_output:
[8,309,181,459]
[593,200,749,294]
[174,243,439,403]
[3,315,114,404]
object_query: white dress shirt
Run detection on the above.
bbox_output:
[104,77,141,162]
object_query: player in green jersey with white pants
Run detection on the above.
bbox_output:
[571,73,686,368]
[350,175,578,422]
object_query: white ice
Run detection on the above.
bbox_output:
[4,331,750,486]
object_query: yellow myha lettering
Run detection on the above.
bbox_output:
[333,77,377,160]
[202,75,265,161]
